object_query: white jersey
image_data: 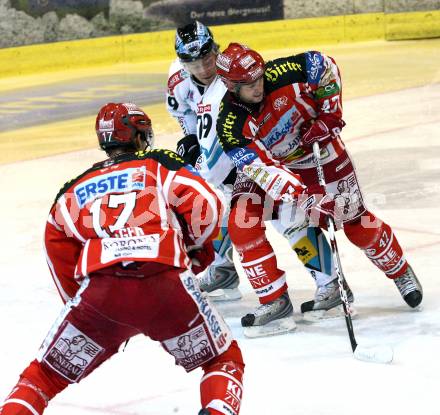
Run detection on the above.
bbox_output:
[166,59,235,187]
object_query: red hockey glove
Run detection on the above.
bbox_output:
[299,114,345,150]
[299,184,343,229]
[187,244,215,275]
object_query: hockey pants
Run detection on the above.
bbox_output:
[0,263,244,415]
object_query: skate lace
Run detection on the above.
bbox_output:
[200,266,216,286]
[315,281,337,302]
[253,301,276,317]
[394,273,417,296]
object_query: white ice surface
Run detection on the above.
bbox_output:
[1,84,439,414]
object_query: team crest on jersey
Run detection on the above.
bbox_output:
[273,96,288,111]
[74,166,146,208]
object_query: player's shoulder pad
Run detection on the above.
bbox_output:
[53,160,107,205]
[303,51,328,85]
[217,93,254,148]
[264,54,308,93]
[134,148,185,170]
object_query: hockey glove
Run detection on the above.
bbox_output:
[300,184,344,229]
[299,114,345,150]
[176,134,200,166]
[187,243,215,275]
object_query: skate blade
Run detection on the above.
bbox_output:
[243,316,297,338]
[302,305,357,322]
[206,288,242,302]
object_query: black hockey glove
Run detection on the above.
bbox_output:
[176,134,200,167]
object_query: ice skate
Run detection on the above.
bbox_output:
[301,278,355,321]
[199,261,242,301]
[241,292,296,338]
[393,265,422,308]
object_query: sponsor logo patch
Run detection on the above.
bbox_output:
[239,54,256,69]
[163,324,214,371]
[43,322,103,382]
[98,119,114,132]
[181,273,229,348]
[101,234,160,263]
[315,82,340,99]
[228,147,258,168]
[74,167,146,208]
[307,53,324,82]
[122,103,145,116]
[265,61,302,83]
[167,69,188,93]
[293,236,318,265]
[197,103,211,114]
[217,54,233,72]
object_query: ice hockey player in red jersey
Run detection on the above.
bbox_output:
[168,22,347,335]
[0,103,244,415]
[215,43,422,334]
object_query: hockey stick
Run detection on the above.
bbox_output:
[312,141,393,364]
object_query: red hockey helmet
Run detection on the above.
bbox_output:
[95,103,153,151]
[216,43,265,90]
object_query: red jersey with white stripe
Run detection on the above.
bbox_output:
[258,51,345,169]
[45,149,221,302]
[217,51,346,198]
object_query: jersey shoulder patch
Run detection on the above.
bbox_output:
[168,69,189,95]
[264,54,307,93]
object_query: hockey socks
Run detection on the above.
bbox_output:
[0,360,68,415]
[200,341,244,415]
[344,211,408,278]
[0,379,48,415]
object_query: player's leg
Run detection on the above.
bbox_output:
[0,276,137,415]
[320,150,422,308]
[271,201,354,319]
[137,266,244,415]
[228,183,296,338]
[200,340,244,415]
[199,185,242,301]
[344,212,422,307]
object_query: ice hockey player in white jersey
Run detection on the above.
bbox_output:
[166,21,352,336]
[167,21,240,301]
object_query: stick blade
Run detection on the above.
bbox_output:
[354,345,394,364]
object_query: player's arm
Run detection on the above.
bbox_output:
[170,164,222,248]
[299,51,345,148]
[217,100,305,202]
[166,63,201,165]
[163,156,222,273]
[44,204,83,303]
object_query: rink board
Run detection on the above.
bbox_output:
[1,10,439,78]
